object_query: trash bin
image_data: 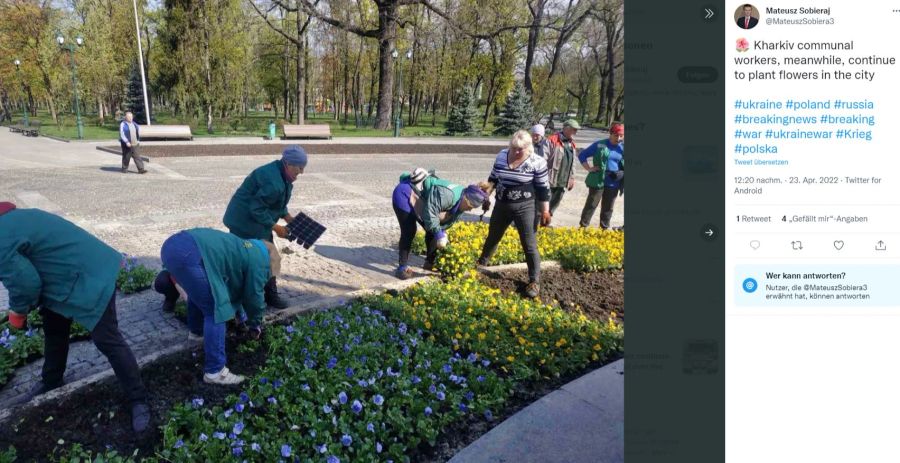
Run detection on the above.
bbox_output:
[268,121,276,140]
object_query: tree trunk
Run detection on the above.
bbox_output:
[200,0,213,133]
[296,11,305,124]
[523,0,545,94]
[373,1,397,130]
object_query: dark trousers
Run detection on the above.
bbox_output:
[393,205,435,266]
[579,187,603,227]
[42,295,147,404]
[599,187,619,229]
[548,187,566,215]
[480,200,541,283]
[120,142,145,171]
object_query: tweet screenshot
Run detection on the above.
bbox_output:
[727,2,900,461]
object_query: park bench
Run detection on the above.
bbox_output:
[21,121,41,137]
[138,124,193,141]
[8,124,24,133]
[283,124,332,140]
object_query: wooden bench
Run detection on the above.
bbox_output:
[138,124,193,141]
[283,124,332,140]
[21,121,41,137]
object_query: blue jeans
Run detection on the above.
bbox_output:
[160,231,226,374]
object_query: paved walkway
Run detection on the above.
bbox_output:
[0,127,621,412]
[451,359,624,463]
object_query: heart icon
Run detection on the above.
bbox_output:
[834,240,844,250]
[749,240,760,250]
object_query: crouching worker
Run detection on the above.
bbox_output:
[391,170,492,279]
[160,228,279,385]
[0,203,151,433]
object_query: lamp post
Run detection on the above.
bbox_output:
[391,49,412,137]
[56,32,85,140]
[13,59,29,127]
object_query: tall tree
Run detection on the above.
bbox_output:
[124,61,148,122]
[493,81,534,135]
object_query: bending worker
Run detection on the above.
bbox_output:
[224,145,307,310]
[392,169,491,279]
[160,228,278,385]
[0,203,151,433]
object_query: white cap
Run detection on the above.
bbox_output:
[410,167,428,184]
[529,124,545,135]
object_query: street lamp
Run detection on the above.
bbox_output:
[56,32,85,140]
[392,49,412,137]
[13,59,29,127]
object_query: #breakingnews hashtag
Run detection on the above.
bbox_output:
[734,129,742,139]
[834,99,843,109]
[734,144,742,154]
[734,114,742,124]
[820,114,828,123]
[734,100,741,109]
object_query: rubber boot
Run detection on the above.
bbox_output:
[264,277,289,310]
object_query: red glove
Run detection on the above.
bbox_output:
[8,312,27,330]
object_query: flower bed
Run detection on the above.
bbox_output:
[382,274,623,382]
[412,223,624,278]
[2,276,623,461]
[0,312,90,389]
[158,301,510,462]
[118,255,157,294]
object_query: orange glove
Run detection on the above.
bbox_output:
[8,312,27,330]
[273,224,288,239]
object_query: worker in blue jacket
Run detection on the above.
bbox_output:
[160,228,277,385]
[223,145,306,310]
[0,203,150,433]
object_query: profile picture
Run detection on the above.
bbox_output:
[736,37,749,52]
[735,4,759,29]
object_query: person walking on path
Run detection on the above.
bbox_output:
[392,168,491,279]
[544,119,580,216]
[530,124,550,159]
[478,130,551,298]
[160,228,277,385]
[119,111,146,174]
[223,145,307,310]
[0,203,151,433]
[578,123,625,229]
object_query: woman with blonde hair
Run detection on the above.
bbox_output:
[477,130,551,298]
[391,168,492,279]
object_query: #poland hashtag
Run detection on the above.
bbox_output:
[734,144,742,154]
[786,100,793,109]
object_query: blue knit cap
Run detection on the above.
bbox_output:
[282,145,308,167]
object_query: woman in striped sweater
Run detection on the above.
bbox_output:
[478,130,551,298]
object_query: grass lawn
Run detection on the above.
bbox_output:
[7,110,506,140]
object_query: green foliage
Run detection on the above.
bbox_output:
[50,443,139,463]
[158,302,510,461]
[445,86,479,136]
[0,446,15,463]
[557,244,612,273]
[493,82,534,136]
[117,255,156,294]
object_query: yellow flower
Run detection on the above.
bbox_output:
[593,344,602,351]
[424,321,432,329]
[478,332,487,341]
[506,355,516,362]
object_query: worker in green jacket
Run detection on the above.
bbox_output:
[391,170,491,279]
[0,203,151,433]
[160,227,278,385]
[223,145,307,310]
